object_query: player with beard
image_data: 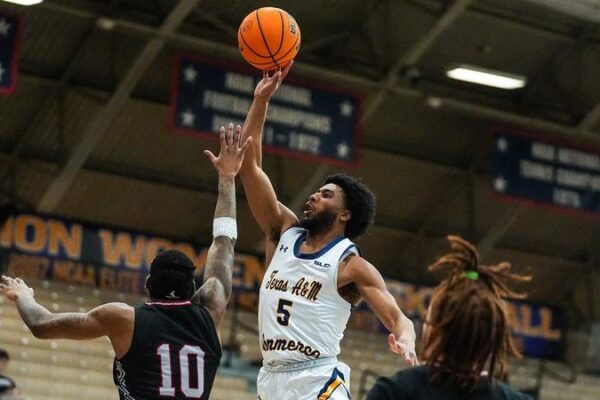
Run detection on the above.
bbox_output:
[238,63,417,400]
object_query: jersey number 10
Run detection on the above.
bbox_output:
[157,344,205,398]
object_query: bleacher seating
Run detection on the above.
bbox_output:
[2,280,600,399]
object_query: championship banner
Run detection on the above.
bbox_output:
[349,280,563,360]
[0,11,21,95]
[491,127,600,215]
[170,55,363,167]
[0,213,264,305]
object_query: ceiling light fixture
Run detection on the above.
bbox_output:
[0,0,44,5]
[446,64,527,90]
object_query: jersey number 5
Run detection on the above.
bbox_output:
[277,299,293,326]
[157,344,205,398]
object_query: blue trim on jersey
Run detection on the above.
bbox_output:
[293,232,346,259]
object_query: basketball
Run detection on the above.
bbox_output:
[238,7,301,70]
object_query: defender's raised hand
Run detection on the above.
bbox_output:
[254,61,293,101]
[204,123,253,177]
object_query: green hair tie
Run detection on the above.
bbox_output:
[463,270,479,280]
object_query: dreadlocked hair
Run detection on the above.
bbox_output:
[422,235,531,392]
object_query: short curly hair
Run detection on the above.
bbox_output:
[324,173,376,240]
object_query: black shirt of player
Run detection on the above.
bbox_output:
[367,366,533,400]
[113,301,221,400]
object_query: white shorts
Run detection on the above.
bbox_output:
[257,360,351,400]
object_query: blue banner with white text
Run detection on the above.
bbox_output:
[170,55,362,166]
[492,128,600,214]
[0,11,21,95]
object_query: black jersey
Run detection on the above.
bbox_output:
[113,300,221,400]
[367,366,532,400]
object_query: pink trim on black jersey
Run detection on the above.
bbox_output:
[145,301,192,307]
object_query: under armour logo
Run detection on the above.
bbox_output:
[279,245,288,252]
[165,290,179,299]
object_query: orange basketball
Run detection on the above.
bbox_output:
[238,7,301,70]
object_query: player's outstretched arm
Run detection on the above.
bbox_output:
[240,61,293,171]
[193,123,251,327]
[343,257,418,366]
[239,63,297,239]
[0,275,132,341]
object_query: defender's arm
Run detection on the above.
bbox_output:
[0,276,131,340]
[193,124,250,327]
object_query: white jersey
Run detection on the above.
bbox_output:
[258,227,359,363]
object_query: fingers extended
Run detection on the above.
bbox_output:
[203,150,217,163]
[219,126,226,150]
[226,123,234,146]
[234,125,242,149]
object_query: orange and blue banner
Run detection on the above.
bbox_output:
[0,212,563,360]
[0,213,264,301]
